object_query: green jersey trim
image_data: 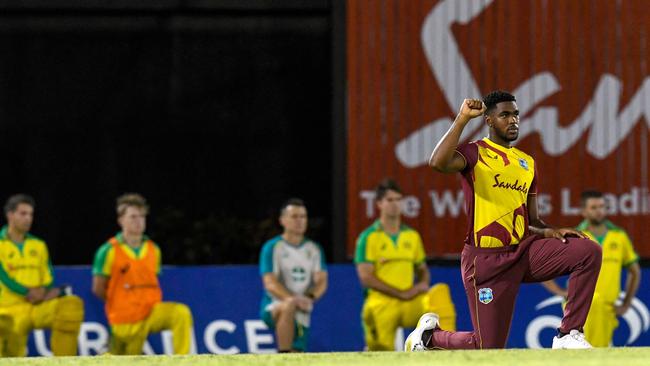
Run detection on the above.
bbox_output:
[355,220,415,263]
[0,261,29,295]
[315,242,328,271]
[259,236,281,275]
[115,232,151,257]
[623,257,640,268]
[0,225,45,255]
[576,219,621,233]
[92,242,112,276]
[354,226,375,264]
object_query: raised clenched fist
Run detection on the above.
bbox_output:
[458,99,487,119]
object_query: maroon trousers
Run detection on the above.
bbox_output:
[429,235,602,349]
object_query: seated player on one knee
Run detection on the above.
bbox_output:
[259,198,328,352]
[542,190,641,347]
[92,193,193,355]
[0,194,84,357]
[354,179,456,351]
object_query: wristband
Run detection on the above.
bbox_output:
[59,285,72,297]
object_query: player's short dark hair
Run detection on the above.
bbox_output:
[483,90,516,114]
[375,178,402,201]
[580,190,604,207]
[116,193,149,217]
[280,198,306,216]
[4,194,35,214]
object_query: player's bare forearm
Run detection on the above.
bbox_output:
[92,275,108,301]
[528,193,550,234]
[528,219,551,236]
[529,227,545,236]
[526,194,585,241]
[415,263,430,287]
[363,275,406,299]
[26,287,46,304]
[357,263,407,299]
[43,287,61,301]
[527,194,585,240]
[429,99,485,172]
[622,263,641,307]
[429,118,469,172]
[262,273,294,300]
[309,271,328,301]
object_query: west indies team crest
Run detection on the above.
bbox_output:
[478,288,494,304]
[518,158,529,171]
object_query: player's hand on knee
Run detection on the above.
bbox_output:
[543,228,586,243]
[413,282,429,295]
[398,290,412,301]
[26,287,46,304]
[294,295,313,312]
[43,287,62,301]
[615,303,631,316]
[285,296,298,307]
[400,283,427,301]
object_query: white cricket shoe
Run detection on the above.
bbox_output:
[552,329,593,349]
[404,313,440,351]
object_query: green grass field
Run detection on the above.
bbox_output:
[2,348,650,366]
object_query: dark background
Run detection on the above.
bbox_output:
[0,0,346,265]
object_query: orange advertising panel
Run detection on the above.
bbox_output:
[347,0,650,258]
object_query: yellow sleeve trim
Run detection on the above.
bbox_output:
[102,247,115,276]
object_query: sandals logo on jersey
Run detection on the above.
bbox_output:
[478,288,494,304]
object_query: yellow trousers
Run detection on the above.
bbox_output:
[0,295,84,357]
[110,302,193,355]
[584,294,618,347]
[362,283,456,351]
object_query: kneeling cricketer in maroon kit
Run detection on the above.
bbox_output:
[406,91,602,350]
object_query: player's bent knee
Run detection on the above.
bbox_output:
[279,299,297,314]
[53,295,85,333]
[570,238,601,258]
[174,303,193,322]
[429,283,451,298]
[589,239,602,255]
[426,283,456,314]
[57,295,84,314]
[580,239,602,260]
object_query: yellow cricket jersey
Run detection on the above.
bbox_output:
[92,232,162,277]
[456,137,538,247]
[577,220,639,303]
[354,220,426,300]
[0,226,54,306]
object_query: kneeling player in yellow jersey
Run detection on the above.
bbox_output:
[0,194,84,357]
[92,193,193,355]
[354,179,456,351]
[543,190,641,347]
